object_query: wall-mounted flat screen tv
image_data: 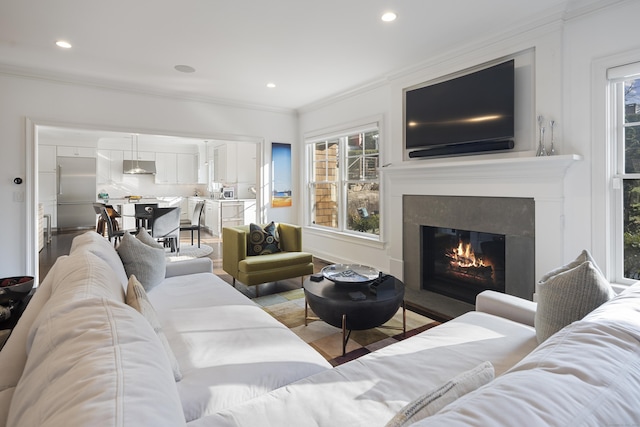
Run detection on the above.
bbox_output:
[405,59,515,157]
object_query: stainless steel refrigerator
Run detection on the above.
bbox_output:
[57,156,97,230]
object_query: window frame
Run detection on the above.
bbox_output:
[609,62,640,285]
[304,118,382,241]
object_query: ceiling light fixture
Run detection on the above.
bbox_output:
[381,12,397,22]
[55,40,72,49]
[266,82,276,88]
[174,64,196,73]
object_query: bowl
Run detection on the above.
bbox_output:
[0,276,34,305]
[321,264,380,285]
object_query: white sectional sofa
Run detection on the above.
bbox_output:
[2,232,639,426]
[0,231,331,426]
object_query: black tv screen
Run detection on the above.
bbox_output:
[405,60,515,151]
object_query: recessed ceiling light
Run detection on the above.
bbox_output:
[266,82,276,88]
[174,64,196,73]
[381,12,397,22]
[55,40,72,49]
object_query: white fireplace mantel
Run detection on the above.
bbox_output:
[382,153,583,285]
[381,153,582,183]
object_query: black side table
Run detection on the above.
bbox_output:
[304,275,405,355]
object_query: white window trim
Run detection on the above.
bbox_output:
[593,51,640,289]
[304,116,384,243]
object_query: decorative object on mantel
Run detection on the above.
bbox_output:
[549,119,557,156]
[536,115,547,157]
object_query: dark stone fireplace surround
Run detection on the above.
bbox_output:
[403,195,535,316]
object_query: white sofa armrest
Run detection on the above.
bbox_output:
[475,290,537,327]
[165,258,213,278]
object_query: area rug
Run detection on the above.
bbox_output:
[253,288,440,366]
[166,244,213,262]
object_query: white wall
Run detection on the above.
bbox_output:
[298,1,640,282]
[0,74,298,279]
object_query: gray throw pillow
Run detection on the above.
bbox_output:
[535,260,615,343]
[136,227,163,249]
[538,249,600,283]
[117,232,166,291]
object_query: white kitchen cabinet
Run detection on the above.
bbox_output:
[39,145,57,172]
[204,200,216,231]
[235,142,256,183]
[38,172,57,202]
[212,145,228,183]
[96,149,124,184]
[204,200,245,237]
[155,152,177,184]
[57,146,96,158]
[177,153,198,184]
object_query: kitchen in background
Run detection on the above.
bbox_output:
[37,126,258,245]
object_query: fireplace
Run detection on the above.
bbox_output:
[403,195,535,315]
[422,226,506,304]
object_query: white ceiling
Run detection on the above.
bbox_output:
[0,0,601,112]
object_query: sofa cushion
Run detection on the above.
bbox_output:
[7,297,185,427]
[420,285,640,427]
[191,311,537,427]
[117,231,166,291]
[146,272,331,422]
[239,251,313,272]
[385,361,494,427]
[126,274,182,381]
[70,231,129,288]
[535,260,614,343]
[247,221,281,256]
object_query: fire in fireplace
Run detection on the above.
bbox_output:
[422,226,506,304]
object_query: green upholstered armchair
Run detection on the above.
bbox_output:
[222,223,314,296]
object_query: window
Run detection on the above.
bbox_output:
[307,123,380,238]
[610,62,640,283]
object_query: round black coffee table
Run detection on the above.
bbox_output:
[304,274,405,355]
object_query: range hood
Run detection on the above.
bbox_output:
[123,160,156,175]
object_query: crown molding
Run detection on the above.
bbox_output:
[0,63,296,116]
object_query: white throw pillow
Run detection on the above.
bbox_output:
[126,275,182,381]
[535,260,615,343]
[117,231,166,291]
[385,361,495,427]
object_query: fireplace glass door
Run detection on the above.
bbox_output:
[422,226,506,304]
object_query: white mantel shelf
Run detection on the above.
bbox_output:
[381,153,582,181]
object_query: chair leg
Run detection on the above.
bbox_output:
[197,228,201,248]
[190,230,194,246]
[232,278,236,288]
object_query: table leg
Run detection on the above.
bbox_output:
[305,298,308,327]
[342,314,346,356]
[402,300,406,336]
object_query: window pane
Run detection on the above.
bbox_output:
[346,131,379,181]
[311,182,338,229]
[312,140,339,182]
[625,125,640,173]
[624,78,640,124]
[623,179,640,279]
[346,182,379,235]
